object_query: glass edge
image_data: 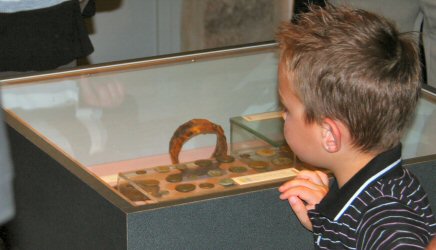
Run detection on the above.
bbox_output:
[403,154,436,166]
[422,85,436,102]
[230,116,284,147]
[3,109,135,211]
[0,41,278,86]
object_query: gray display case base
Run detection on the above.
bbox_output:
[5,126,436,249]
[5,127,314,250]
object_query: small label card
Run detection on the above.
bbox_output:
[232,168,299,185]
[242,111,283,122]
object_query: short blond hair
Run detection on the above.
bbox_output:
[277,4,421,152]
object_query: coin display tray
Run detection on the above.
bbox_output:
[116,146,297,206]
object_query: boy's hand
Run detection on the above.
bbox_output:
[278,170,329,231]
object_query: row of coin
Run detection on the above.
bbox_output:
[174,178,236,193]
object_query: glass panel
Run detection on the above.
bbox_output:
[1,46,434,206]
[230,112,285,148]
[1,47,286,206]
[1,47,280,167]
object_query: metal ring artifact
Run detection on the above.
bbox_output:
[169,119,228,164]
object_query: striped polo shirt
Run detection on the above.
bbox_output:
[309,145,436,249]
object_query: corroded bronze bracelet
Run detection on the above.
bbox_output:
[169,119,228,164]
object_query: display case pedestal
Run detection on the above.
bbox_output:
[6,127,313,250]
[7,126,436,249]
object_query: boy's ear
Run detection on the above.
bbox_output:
[321,118,341,153]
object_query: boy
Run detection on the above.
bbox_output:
[277,4,436,249]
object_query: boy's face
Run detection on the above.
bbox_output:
[278,64,323,166]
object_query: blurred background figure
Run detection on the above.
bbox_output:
[0,96,13,249]
[0,1,95,248]
[0,0,95,78]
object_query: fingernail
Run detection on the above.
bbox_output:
[289,196,297,205]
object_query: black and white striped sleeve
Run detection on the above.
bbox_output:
[356,198,432,250]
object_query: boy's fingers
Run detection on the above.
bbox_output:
[279,186,326,205]
[295,170,327,186]
[289,196,313,231]
[279,179,328,195]
[279,171,329,232]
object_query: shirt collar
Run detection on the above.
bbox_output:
[315,144,403,221]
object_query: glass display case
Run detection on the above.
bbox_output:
[230,111,297,165]
[1,43,435,249]
[230,111,285,150]
[1,44,283,206]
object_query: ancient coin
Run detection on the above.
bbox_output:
[185,173,199,180]
[239,153,251,159]
[194,159,213,167]
[199,183,215,189]
[154,165,170,173]
[248,161,269,170]
[192,168,208,176]
[159,190,170,196]
[229,166,248,173]
[175,164,187,171]
[150,190,162,198]
[207,169,224,177]
[219,178,235,187]
[279,151,292,158]
[166,173,183,183]
[255,148,276,157]
[216,155,235,163]
[272,157,292,166]
[135,170,147,175]
[175,183,196,193]
[279,145,292,153]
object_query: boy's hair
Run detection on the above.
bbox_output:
[277,4,421,152]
